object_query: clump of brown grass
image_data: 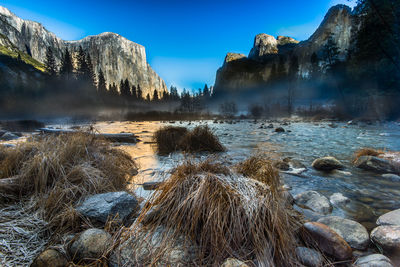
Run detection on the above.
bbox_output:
[132,158,302,266]
[153,126,188,154]
[153,125,225,154]
[0,132,137,234]
[353,148,384,163]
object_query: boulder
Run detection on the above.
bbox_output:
[370,225,400,252]
[312,156,344,171]
[317,216,369,250]
[220,258,249,267]
[295,247,323,267]
[273,161,290,171]
[294,191,332,215]
[382,173,400,181]
[76,191,138,225]
[330,193,350,206]
[377,209,400,226]
[31,249,68,267]
[0,132,19,141]
[69,228,111,262]
[354,254,393,267]
[274,127,285,133]
[354,156,398,174]
[109,226,193,266]
[302,222,352,260]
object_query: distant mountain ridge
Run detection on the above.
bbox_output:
[214,4,354,92]
[0,6,167,96]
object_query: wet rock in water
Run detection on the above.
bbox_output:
[110,226,193,266]
[69,228,111,262]
[142,181,163,190]
[274,127,285,132]
[220,258,249,267]
[382,173,400,181]
[294,205,325,222]
[295,247,323,267]
[273,161,290,171]
[354,156,398,174]
[377,209,400,226]
[302,222,352,260]
[283,158,307,169]
[330,193,350,206]
[0,132,19,141]
[370,225,400,252]
[31,249,68,267]
[76,191,138,225]
[294,191,332,215]
[354,254,394,267]
[267,123,274,128]
[312,156,344,171]
[317,216,369,250]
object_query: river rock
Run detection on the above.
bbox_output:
[312,156,344,171]
[220,258,249,267]
[76,191,138,225]
[370,225,400,252]
[294,191,332,215]
[330,193,350,205]
[382,173,400,181]
[109,226,193,266]
[0,132,19,141]
[294,205,325,222]
[302,222,352,260]
[354,254,394,267]
[31,249,68,267]
[377,209,400,226]
[295,247,323,267]
[69,228,111,262]
[317,216,369,250]
[273,161,290,171]
[274,127,285,133]
[354,156,398,174]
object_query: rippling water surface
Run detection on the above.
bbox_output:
[55,120,400,228]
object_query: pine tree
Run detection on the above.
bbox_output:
[152,89,159,101]
[276,55,287,80]
[310,52,319,78]
[131,84,137,99]
[45,47,57,76]
[269,63,277,83]
[97,68,106,93]
[322,33,340,67]
[288,55,299,80]
[137,84,143,100]
[60,48,74,79]
[122,79,130,96]
[76,46,89,80]
[203,84,210,97]
[146,93,151,102]
[86,54,96,87]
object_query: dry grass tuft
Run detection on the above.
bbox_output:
[353,148,384,162]
[0,132,137,234]
[153,126,188,154]
[153,125,225,154]
[133,158,302,266]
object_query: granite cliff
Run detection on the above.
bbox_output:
[0,6,167,97]
[214,5,354,93]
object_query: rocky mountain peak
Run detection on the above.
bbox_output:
[0,5,167,96]
[224,53,246,65]
[277,36,299,46]
[248,34,278,59]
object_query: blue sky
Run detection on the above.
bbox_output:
[2,0,355,91]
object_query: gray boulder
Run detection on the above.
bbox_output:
[76,191,138,224]
[317,216,369,250]
[370,225,400,252]
[354,156,398,174]
[220,258,249,267]
[31,249,68,267]
[69,228,111,262]
[330,193,350,206]
[295,191,332,215]
[354,254,393,267]
[382,173,400,181]
[0,132,19,141]
[312,156,344,171]
[377,209,400,226]
[295,247,323,267]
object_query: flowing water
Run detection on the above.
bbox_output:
[49,120,400,230]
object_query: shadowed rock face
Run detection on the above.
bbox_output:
[0,6,167,97]
[214,4,354,92]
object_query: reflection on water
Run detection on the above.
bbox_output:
[67,120,400,226]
